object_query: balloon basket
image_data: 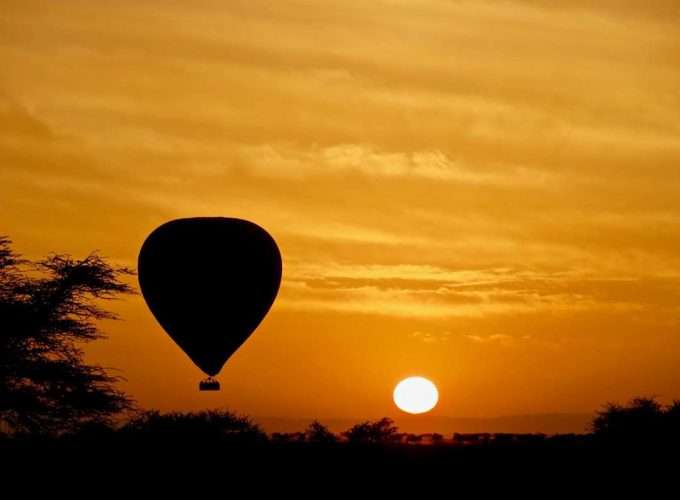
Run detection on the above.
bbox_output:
[199,377,220,391]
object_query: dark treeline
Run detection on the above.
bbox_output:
[3,398,680,448]
[3,401,678,480]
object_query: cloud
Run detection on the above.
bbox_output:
[236,143,555,187]
[410,330,452,344]
[275,261,680,318]
[465,333,513,343]
[3,0,680,317]
[464,333,532,346]
[0,95,53,140]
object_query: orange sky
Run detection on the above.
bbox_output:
[2,0,680,423]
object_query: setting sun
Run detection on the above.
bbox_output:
[393,377,439,415]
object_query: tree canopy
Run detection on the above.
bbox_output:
[343,417,399,444]
[120,409,266,443]
[592,397,680,445]
[0,236,135,435]
[305,420,338,444]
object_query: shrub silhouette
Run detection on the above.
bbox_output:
[343,417,399,444]
[121,409,266,443]
[592,396,680,445]
[0,236,134,435]
[406,433,423,444]
[305,420,337,444]
[272,432,306,443]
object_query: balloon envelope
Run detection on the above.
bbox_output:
[138,218,282,377]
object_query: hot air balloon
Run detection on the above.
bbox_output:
[138,217,282,391]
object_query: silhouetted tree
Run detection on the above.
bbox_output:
[665,400,680,443]
[592,396,676,445]
[271,431,306,443]
[453,433,491,446]
[0,236,134,435]
[271,432,291,442]
[343,417,399,444]
[305,420,337,444]
[121,409,266,443]
[406,433,423,444]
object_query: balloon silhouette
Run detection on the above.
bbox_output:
[138,217,282,390]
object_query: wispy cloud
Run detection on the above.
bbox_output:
[410,330,452,344]
[274,262,680,318]
[236,143,556,187]
[465,333,529,346]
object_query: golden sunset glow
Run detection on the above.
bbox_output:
[2,0,680,429]
[394,377,439,415]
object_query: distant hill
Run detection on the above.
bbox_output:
[256,413,593,435]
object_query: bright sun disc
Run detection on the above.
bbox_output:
[393,376,438,414]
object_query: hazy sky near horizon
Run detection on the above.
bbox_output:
[2,0,680,420]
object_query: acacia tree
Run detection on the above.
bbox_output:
[592,396,680,445]
[121,410,267,443]
[343,417,399,444]
[0,236,135,435]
